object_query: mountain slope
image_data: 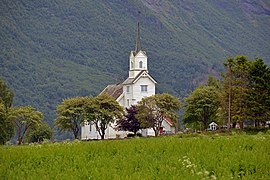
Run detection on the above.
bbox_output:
[1,0,269,123]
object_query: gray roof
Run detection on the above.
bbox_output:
[122,78,134,85]
[122,71,145,85]
[99,84,123,100]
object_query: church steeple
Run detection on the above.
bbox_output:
[129,20,148,78]
[135,22,141,53]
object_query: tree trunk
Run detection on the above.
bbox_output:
[101,128,105,139]
[203,116,208,130]
[227,92,231,129]
[203,122,208,130]
[17,136,22,145]
[17,128,22,145]
[73,127,78,139]
[240,121,244,129]
[154,129,159,137]
[232,122,236,128]
[73,132,78,139]
[153,126,159,137]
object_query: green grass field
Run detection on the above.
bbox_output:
[1,134,269,179]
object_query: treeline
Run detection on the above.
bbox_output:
[1,55,269,144]
[183,56,270,130]
[55,93,181,139]
[0,79,52,145]
[1,77,181,144]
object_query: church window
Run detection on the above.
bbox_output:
[141,85,148,92]
[139,61,143,68]
[131,62,134,69]
[126,86,130,93]
[127,99,130,106]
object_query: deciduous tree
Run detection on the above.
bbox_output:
[25,122,53,143]
[55,96,91,139]
[84,94,124,139]
[183,85,220,130]
[116,105,141,135]
[136,93,181,136]
[9,106,43,145]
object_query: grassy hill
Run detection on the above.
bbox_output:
[1,0,270,124]
[1,134,270,179]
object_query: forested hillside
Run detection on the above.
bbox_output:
[1,0,270,123]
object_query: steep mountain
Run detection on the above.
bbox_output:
[1,0,269,124]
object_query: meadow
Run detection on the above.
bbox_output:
[0,133,269,179]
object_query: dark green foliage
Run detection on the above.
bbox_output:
[221,56,270,128]
[0,102,13,145]
[243,127,270,135]
[183,85,220,130]
[0,0,269,127]
[0,78,14,144]
[246,58,270,126]
[222,56,250,128]
[0,79,14,109]
[25,123,53,143]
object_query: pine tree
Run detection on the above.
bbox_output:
[221,56,250,129]
[246,58,270,127]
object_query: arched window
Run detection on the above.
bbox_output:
[139,61,143,68]
[131,62,134,69]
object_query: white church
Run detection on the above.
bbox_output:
[81,23,175,140]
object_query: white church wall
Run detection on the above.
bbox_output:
[117,95,124,107]
[162,120,175,134]
[134,53,147,70]
[81,123,100,140]
[123,85,133,108]
[141,129,155,136]
[81,122,128,140]
[129,52,148,78]
[132,77,155,104]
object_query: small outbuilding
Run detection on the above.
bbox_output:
[209,122,218,131]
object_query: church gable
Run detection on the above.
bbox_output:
[130,50,147,58]
[123,71,156,85]
[132,71,157,84]
[135,51,147,58]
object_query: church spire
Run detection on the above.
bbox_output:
[135,22,141,53]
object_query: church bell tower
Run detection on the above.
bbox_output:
[129,22,148,78]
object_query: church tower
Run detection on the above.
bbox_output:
[129,22,148,78]
[122,22,156,108]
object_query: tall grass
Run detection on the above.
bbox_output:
[1,134,269,179]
